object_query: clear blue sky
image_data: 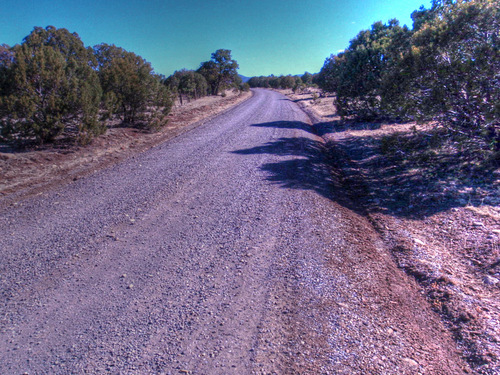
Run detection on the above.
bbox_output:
[1,0,430,77]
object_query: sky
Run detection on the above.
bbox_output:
[1,0,431,77]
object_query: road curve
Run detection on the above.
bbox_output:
[0,89,466,374]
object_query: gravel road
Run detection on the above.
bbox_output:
[0,89,468,374]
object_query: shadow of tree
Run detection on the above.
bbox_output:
[312,121,383,137]
[250,121,316,135]
[333,126,499,218]
[234,123,372,215]
[234,121,499,219]
[234,136,338,200]
[0,136,79,153]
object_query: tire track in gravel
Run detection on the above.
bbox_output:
[0,89,468,374]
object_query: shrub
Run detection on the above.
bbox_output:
[0,26,103,144]
[93,43,172,127]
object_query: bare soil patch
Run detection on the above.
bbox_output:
[0,90,252,206]
[280,88,500,374]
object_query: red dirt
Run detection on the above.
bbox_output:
[282,88,500,374]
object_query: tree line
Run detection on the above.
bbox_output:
[316,0,499,150]
[164,49,248,105]
[0,26,241,145]
[248,72,318,93]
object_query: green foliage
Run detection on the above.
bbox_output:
[311,92,320,104]
[301,72,313,85]
[280,75,296,89]
[94,43,172,127]
[165,69,208,104]
[293,77,304,93]
[248,76,270,88]
[143,76,173,131]
[232,73,243,90]
[198,49,239,95]
[249,73,318,91]
[268,76,281,89]
[239,82,251,92]
[317,0,500,149]
[407,0,500,147]
[0,26,103,144]
[0,26,174,144]
[0,44,14,97]
[180,71,208,99]
[197,61,219,95]
[319,19,410,120]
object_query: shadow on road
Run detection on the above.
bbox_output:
[234,137,332,196]
[232,122,362,214]
[250,121,316,135]
[233,121,499,219]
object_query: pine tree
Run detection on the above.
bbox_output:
[198,49,239,95]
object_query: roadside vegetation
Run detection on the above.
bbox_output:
[165,49,248,106]
[316,0,499,160]
[310,0,499,217]
[0,26,242,147]
[248,72,319,94]
[285,0,498,372]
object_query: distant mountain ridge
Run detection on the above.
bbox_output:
[238,74,250,83]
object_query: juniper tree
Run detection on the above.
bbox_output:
[165,70,208,104]
[406,0,500,146]
[0,44,13,96]
[319,19,410,120]
[0,26,103,144]
[197,61,219,95]
[317,0,499,149]
[93,43,172,126]
[301,72,313,85]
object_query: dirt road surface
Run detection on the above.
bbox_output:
[0,89,469,374]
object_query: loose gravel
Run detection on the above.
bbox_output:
[0,89,468,374]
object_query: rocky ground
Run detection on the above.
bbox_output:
[282,88,500,374]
